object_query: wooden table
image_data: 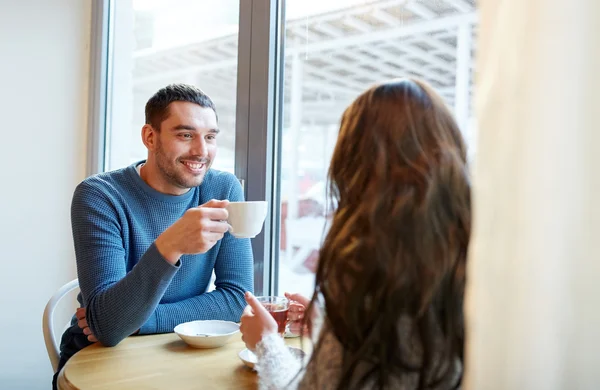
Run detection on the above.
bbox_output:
[57,333,302,389]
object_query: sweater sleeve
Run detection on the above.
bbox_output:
[255,333,304,390]
[255,303,344,390]
[139,175,255,334]
[72,182,180,347]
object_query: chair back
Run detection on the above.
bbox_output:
[43,279,79,372]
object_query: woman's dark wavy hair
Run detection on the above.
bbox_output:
[304,78,471,389]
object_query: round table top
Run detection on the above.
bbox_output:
[57,332,302,390]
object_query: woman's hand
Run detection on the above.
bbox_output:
[285,292,312,336]
[239,292,278,350]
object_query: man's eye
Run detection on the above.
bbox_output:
[206,134,216,140]
[180,133,193,139]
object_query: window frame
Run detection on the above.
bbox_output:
[235,0,285,296]
[88,0,284,295]
[87,0,114,176]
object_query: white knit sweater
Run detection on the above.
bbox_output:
[254,311,462,390]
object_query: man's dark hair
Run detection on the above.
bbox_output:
[145,83,217,130]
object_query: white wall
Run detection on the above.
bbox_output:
[0,0,91,388]
[465,0,600,389]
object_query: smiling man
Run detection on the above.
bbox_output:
[53,84,254,387]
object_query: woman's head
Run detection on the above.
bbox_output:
[311,78,471,389]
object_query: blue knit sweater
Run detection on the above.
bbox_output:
[58,162,254,362]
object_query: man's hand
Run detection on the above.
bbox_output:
[76,307,98,343]
[155,199,230,264]
[77,307,139,343]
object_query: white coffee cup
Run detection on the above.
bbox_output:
[226,201,268,238]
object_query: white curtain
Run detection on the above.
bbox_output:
[465,1,600,389]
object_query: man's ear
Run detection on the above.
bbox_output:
[141,124,157,151]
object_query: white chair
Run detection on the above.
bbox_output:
[43,279,79,372]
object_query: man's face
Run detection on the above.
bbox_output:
[149,101,219,192]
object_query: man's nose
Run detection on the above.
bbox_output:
[191,137,208,157]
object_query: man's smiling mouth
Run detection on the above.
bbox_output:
[181,160,206,173]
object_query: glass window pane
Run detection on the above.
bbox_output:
[277,0,478,297]
[107,0,239,174]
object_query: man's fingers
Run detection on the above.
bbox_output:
[88,334,98,343]
[190,202,229,222]
[77,318,88,329]
[83,327,92,336]
[204,220,230,234]
[76,307,86,320]
[201,207,229,222]
[201,199,230,208]
[202,232,223,244]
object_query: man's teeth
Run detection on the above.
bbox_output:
[184,162,204,169]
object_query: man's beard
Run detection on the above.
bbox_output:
[154,138,211,189]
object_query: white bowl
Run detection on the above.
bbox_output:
[174,320,240,349]
[238,348,258,369]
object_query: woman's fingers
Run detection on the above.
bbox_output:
[288,310,305,321]
[285,292,310,307]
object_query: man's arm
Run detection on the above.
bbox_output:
[139,176,254,334]
[72,181,179,347]
[139,232,253,333]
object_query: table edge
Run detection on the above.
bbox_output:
[57,366,78,390]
